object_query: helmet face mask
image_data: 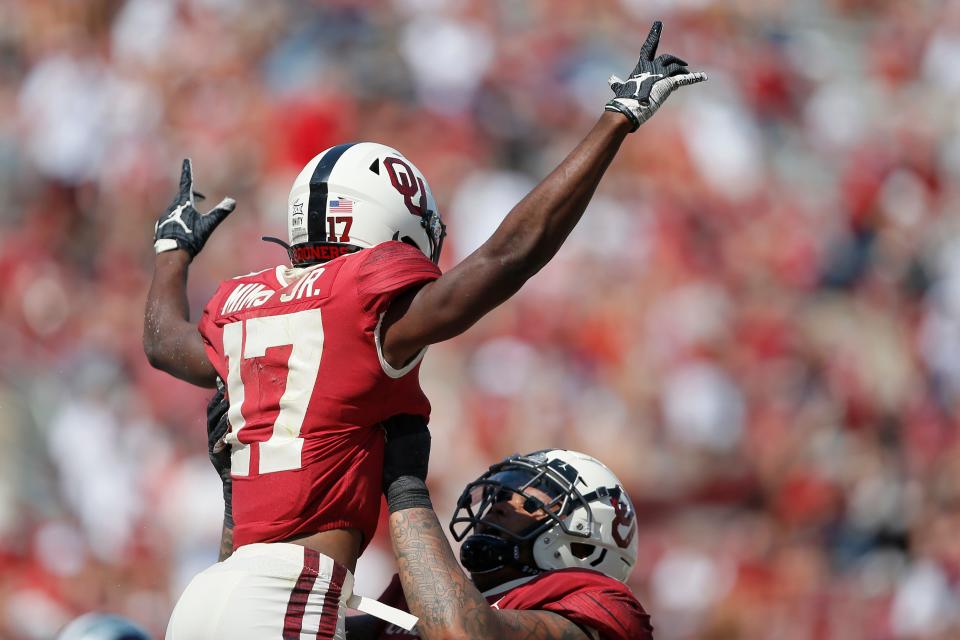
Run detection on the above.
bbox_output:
[450,450,639,583]
[451,458,594,544]
[277,142,446,267]
[420,205,445,264]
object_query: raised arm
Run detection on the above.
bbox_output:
[381,22,705,367]
[143,159,236,387]
[390,511,589,640]
[144,250,216,386]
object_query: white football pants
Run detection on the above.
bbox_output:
[166,543,352,640]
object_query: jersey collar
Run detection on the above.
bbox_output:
[274,265,289,287]
[481,575,540,600]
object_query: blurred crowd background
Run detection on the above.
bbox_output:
[1,0,959,638]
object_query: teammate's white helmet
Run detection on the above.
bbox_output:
[57,613,150,640]
[451,449,639,583]
[277,142,445,266]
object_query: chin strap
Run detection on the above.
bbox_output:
[262,236,295,263]
[262,236,363,266]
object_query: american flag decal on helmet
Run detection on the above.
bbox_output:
[329,197,353,214]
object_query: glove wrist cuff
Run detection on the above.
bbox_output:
[154,238,186,254]
[604,100,641,132]
[386,476,432,513]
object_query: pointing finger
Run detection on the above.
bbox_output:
[639,21,662,61]
[179,159,194,203]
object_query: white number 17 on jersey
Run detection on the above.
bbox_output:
[221,308,324,476]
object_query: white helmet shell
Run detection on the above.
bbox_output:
[529,450,638,583]
[57,613,150,640]
[285,142,444,265]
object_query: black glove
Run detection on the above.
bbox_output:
[381,415,432,513]
[206,378,233,528]
[154,159,236,257]
[604,21,707,131]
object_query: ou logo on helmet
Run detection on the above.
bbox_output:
[611,492,636,548]
[384,157,429,218]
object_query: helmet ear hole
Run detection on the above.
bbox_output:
[570,543,595,559]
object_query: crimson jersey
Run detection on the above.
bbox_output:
[198,241,441,550]
[372,569,654,640]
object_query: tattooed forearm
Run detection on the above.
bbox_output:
[218,524,233,561]
[388,509,588,640]
[390,508,497,639]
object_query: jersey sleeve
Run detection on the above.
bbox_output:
[494,570,654,640]
[541,587,654,640]
[356,241,441,316]
[198,291,216,344]
[198,282,228,382]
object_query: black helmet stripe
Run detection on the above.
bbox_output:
[307,142,357,242]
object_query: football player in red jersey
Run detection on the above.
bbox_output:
[146,22,699,640]
[344,418,652,640]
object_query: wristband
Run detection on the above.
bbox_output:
[154,238,182,254]
[386,476,432,513]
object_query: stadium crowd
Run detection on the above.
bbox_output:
[1,0,959,638]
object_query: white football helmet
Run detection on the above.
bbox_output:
[57,613,150,640]
[450,449,639,583]
[267,142,445,266]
